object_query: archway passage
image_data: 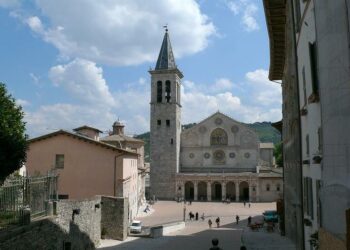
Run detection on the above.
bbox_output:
[239,181,249,201]
[211,182,222,201]
[197,181,207,201]
[226,181,236,201]
[185,181,194,200]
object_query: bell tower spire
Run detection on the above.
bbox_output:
[149,28,182,199]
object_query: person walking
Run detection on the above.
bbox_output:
[215,217,220,228]
[243,201,246,207]
[247,216,252,225]
[208,219,213,228]
[201,213,205,221]
[195,212,199,221]
[236,215,240,225]
[209,238,223,250]
[248,203,251,208]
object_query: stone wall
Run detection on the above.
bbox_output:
[319,228,346,250]
[101,196,128,241]
[56,197,102,246]
[0,196,102,249]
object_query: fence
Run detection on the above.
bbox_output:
[0,174,58,231]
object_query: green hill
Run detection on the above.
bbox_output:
[135,121,281,163]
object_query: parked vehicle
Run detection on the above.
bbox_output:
[263,210,278,223]
[130,220,142,233]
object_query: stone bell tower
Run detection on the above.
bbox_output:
[149,29,183,199]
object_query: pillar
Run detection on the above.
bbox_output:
[222,182,226,201]
[194,181,198,201]
[256,182,260,202]
[207,182,212,201]
[181,182,185,199]
[249,184,252,202]
[235,182,239,202]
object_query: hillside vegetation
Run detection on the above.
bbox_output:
[135,121,281,162]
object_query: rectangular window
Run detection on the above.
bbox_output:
[309,42,319,94]
[58,194,69,199]
[308,178,314,219]
[165,80,171,103]
[55,154,64,169]
[166,120,170,127]
[294,0,301,32]
[303,178,308,214]
[170,138,173,144]
[316,180,322,226]
[157,81,162,103]
[157,120,161,126]
[302,66,307,106]
[318,127,322,153]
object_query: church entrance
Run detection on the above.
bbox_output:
[197,181,207,201]
[226,181,236,201]
[211,182,222,201]
[185,181,194,200]
[239,181,249,201]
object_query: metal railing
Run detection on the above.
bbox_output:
[0,174,58,231]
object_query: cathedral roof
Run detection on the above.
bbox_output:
[155,30,177,70]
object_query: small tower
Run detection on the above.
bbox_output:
[112,120,124,135]
[149,28,183,199]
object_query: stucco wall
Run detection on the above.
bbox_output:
[26,134,137,202]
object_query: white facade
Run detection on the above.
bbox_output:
[295,1,322,248]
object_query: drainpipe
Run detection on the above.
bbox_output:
[290,1,305,249]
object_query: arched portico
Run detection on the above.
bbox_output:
[226,181,236,201]
[211,182,222,201]
[239,181,249,201]
[197,181,207,201]
[185,181,194,200]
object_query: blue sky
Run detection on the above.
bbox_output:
[0,0,282,137]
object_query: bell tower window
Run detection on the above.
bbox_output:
[157,81,162,103]
[165,80,171,103]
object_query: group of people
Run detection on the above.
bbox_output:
[207,217,221,228]
[188,211,205,221]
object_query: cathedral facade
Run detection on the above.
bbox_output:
[150,30,282,202]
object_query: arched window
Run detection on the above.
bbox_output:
[210,128,228,145]
[165,80,171,103]
[157,81,162,103]
[276,184,281,191]
[266,184,270,191]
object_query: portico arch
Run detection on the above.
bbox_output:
[185,181,194,200]
[197,181,207,201]
[226,181,236,201]
[211,181,222,201]
[239,181,249,201]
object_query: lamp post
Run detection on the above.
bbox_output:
[183,204,186,222]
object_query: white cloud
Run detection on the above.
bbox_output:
[16,99,30,107]
[242,3,259,31]
[49,59,115,107]
[245,69,282,105]
[0,0,20,8]
[24,67,281,137]
[211,78,234,92]
[25,16,44,34]
[19,1,215,66]
[226,0,259,32]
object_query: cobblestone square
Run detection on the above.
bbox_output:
[98,201,296,250]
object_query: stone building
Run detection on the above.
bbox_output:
[150,30,282,202]
[264,0,350,249]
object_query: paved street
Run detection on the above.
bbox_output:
[98,201,296,250]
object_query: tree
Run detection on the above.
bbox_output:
[273,142,283,167]
[0,83,28,183]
